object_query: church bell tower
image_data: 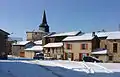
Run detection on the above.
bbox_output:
[39,10,49,33]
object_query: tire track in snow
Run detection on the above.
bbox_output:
[38,65,63,77]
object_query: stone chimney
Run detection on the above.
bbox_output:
[92,32,95,37]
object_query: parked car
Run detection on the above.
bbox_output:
[33,53,44,60]
[83,56,103,63]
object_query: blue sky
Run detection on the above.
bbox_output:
[1,0,120,40]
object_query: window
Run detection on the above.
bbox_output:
[35,32,37,35]
[113,43,117,53]
[52,48,54,53]
[105,45,107,49]
[66,44,72,50]
[81,44,88,50]
[109,56,113,61]
[48,48,50,52]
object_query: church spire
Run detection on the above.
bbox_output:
[39,10,49,33]
[42,10,47,24]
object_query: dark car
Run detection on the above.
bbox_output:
[33,53,44,60]
[83,56,103,63]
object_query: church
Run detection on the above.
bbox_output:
[26,10,49,41]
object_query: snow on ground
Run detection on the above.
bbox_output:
[0,60,56,77]
[98,63,120,72]
[0,57,120,77]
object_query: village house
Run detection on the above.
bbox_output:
[0,29,10,59]
[63,32,100,61]
[43,31,82,59]
[106,31,120,62]
[7,37,23,55]
[24,40,43,58]
[12,41,35,57]
[90,31,120,62]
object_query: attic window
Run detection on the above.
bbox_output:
[35,32,37,35]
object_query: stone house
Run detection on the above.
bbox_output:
[106,31,120,62]
[43,31,81,59]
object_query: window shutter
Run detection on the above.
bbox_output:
[80,44,82,50]
[66,44,68,49]
[71,44,72,50]
[87,53,89,56]
[86,44,88,49]
[79,53,82,61]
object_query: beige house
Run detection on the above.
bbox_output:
[62,31,120,62]
[24,40,43,58]
[43,42,63,59]
[24,46,43,58]
[12,41,35,57]
[63,32,100,61]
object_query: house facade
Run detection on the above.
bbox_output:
[7,37,23,55]
[106,32,120,62]
[24,40,43,58]
[0,29,10,59]
[63,33,100,61]
[43,31,81,59]
[12,41,35,57]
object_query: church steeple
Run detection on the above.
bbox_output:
[39,10,49,33]
[42,10,47,24]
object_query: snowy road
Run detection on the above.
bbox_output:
[0,60,120,77]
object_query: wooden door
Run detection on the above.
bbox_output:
[71,53,74,61]
[64,52,67,60]
[20,52,25,57]
[79,53,82,61]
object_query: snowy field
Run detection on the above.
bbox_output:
[0,56,120,77]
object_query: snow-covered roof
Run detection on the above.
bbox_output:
[8,37,23,41]
[63,33,94,41]
[34,40,42,45]
[43,42,63,48]
[91,50,107,55]
[63,31,120,41]
[107,31,120,40]
[13,41,31,46]
[49,31,80,37]
[25,46,43,51]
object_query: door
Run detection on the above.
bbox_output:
[79,53,89,61]
[79,53,82,61]
[71,53,74,61]
[64,52,68,60]
[20,52,25,57]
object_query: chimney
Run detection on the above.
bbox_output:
[92,32,95,37]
